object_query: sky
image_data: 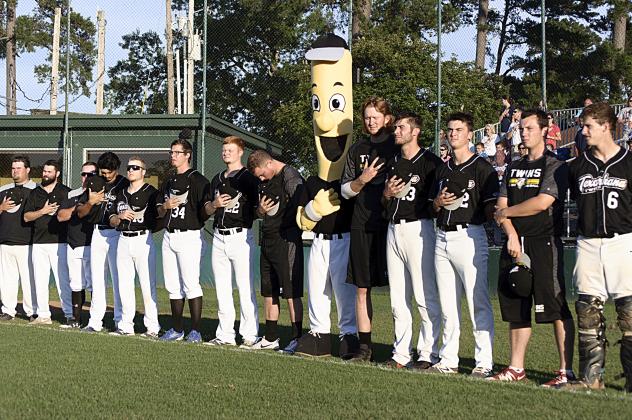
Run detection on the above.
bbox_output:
[0,0,505,115]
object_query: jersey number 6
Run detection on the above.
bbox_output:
[607,191,619,209]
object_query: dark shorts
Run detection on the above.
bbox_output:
[347,228,388,288]
[498,235,573,324]
[260,230,304,299]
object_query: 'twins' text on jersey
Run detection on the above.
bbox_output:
[569,147,632,237]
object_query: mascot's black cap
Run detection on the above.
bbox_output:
[311,33,349,50]
[306,34,349,61]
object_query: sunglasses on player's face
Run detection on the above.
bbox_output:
[127,165,145,172]
[81,171,96,177]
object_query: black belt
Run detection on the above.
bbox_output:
[392,219,417,225]
[438,223,468,232]
[166,227,189,233]
[217,227,243,236]
[97,225,112,230]
[315,232,344,240]
[121,230,147,237]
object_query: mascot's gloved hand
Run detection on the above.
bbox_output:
[305,188,340,221]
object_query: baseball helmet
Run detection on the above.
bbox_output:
[443,171,469,211]
[258,181,281,216]
[85,175,106,193]
[389,158,414,199]
[508,252,533,298]
[218,179,242,210]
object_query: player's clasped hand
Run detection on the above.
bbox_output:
[118,210,136,221]
[258,196,276,215]
[0,196,15,212]
[383,175,405,198]
[493,206,507,226]
[434,187,456,209]
[212,193,232,209]
[162,196,182,210]
[359,157,384,185]
[506,233,521,259]
[41,200,59,216]
[87,188,106,205]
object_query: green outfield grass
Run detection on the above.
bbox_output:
[0,288,630,419]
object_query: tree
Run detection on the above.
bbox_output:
[15,0,96,98]
[3,0,17,114]
[475,0,489,69]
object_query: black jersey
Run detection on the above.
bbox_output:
[260,165,304,237]
[61,187,93,248]
[385,148,442,223]
[110,183,159,232]
[0,181,36,245]
[434,154,499,226]
[80,175,130,228]
[569,147,632,237]
[24,182,71,244]
[342,134,399,231]
[209,167,260,229]
[299,176,352,235]
[500,151,567,237]
[157,169,211,230]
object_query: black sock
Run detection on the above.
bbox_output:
[80,289,86,307]
[71,291,82,323]
[265,320,278,341]
[359,332,372,346]
[170,298,185,332]
[291,321,302,339]
[188,297,202,332]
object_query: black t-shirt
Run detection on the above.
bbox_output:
[500,151,567,237]
[157,169,211,230]
[24,182,71,244]
[80,175,130,228]
[569,147,632,238]
[500,106,514,133]
[342,134,399,231]
[435,154,499,226]
[385,148,442,223]
[61,187,93,248]
[209,167,260,229]
[109,183,159,232]
[299,176,352,235]
[260,165,304,237]
[0,181,36,245]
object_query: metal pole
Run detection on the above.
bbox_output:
[541,0,546,109]
[348,0,353,51]
[435,0,442,154]
[176,48,182,114]
[62,0,71,186]
[200,0,208,175]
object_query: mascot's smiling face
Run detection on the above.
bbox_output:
[306,34,353,182]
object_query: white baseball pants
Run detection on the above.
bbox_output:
[117,233,160,335]
[387,219,441,366]
[0,244,35,317]
[574,233,632,300]
[435,224,494,370]
[31,243,72,318]
[66,245,91,292]
[87,227,121,331]
[162,229,205,300]
[307,233,357,336]
[211,228,258,343]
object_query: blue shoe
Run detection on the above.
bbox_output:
[186,330,202,343]
[280,338,299,354]
[81,326,99,333]
[160,328,184,342]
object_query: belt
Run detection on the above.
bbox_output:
[97,225,112,230]
[166,227,189,233]
[121,230,147,237]
[315,232,344,240]
[217,227,243,236]
[438,223,468,232]
[392,219,417,225]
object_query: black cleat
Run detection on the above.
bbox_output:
[339,334,359,360]
[295,331,331,357]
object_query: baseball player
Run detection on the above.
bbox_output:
[247,149,304,352]
[0,155,36,321]
[108,157,161,337]
[57,161,98,328]
[341,96,399,361]
[294,34,357,358]
[23,160,72,325]
[382,112,442,369]
[204,136,259,347]
[157,134,210,343]
[564,102,632,391]
[77,152,129,332]
[429,112,498,377]
[490,109,575,386]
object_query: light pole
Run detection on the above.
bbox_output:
[541,0,547,109]
[435,0,442,153]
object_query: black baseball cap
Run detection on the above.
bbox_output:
[259,182,281,216]
[508,253,533,298]
[391,159,414,184]
[85,175,106,192]
[443,171,469,210]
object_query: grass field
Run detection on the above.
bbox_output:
[0,287,631,419]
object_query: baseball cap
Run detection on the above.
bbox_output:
[85,175,106,193]
[5,187,25,213]
[443,171,469,211]
[390,159,414,199]
[218,180,242,210]
[508,252,533,298]
[259,182,281,216]
[305,33,349,61]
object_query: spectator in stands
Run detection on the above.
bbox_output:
[439,129,447,144]
[546,112,561,150]
[617,97,632,141]
[518,142,528,158]
[439,143,451,162]
[574,98,593,123]
[506,106,522,156]
[475,142,487,159]
[499,96,514,135]
[482,124,499,159]
[493,142,509,180]
[546,143,554,153]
